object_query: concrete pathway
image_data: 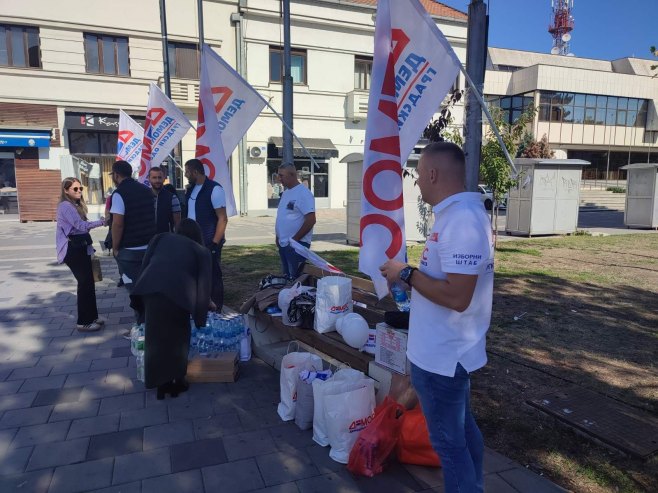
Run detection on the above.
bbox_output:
[0,219,570,492]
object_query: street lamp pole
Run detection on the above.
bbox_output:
[282,0,294,167]
[159,0,176,186]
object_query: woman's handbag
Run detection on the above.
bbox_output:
[68,233,93,249]
[91,255,103,283]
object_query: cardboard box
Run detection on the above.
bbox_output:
[375,322,410,375]
[187,351,239,383]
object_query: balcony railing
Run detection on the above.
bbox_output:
[346,89,369,122]
[157,77,199,107]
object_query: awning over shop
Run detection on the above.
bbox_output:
[269,137,338,159]
[0,129,51,148]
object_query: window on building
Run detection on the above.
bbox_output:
[0,24,40,68]
[84,33,129,76]
[354,56,372,90]
[167,42,199,79]
[269,46,307,84]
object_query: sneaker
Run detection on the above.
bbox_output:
[77,322,102,332]
[121,330,131,340]
[94,317,107,326]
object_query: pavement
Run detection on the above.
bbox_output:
[0,213,578,493]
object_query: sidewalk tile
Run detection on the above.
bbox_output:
[0,428,17,454]
[36,353,76,368]
[50,399,100,422]
[193,413,243,440]
[403,464,443,489]
[12,420,70,447]
[7,365,51,381]
[484,474,519,493]
[87,428,143,460]
[296,471,360,493]
[499,468,568,493]
[269,423,314,452]
[202,458,264,492]
[49,360,92,376]
[91,357,129,371]
[99,392,144,415]
[120,406,168,431]
[0,379,24,395]
[68,413,120,439]
[111,346,132,358]
[237,406,282,431]
[142,469,204,493]
[170,437,227,473]
[168,399,214,422]
[0,468,53,493]
[32,386,82,406]
[91,481,141,493]
[305,444,343,475]
[256,448,319,486]
[0,404,53,428]
[79,382,126,400]
[26,437,89,471]
[484,448,519,474]
[64,370,107,388]
[144,420,195,451]
[49,457,114,493]
[112,448,171,484]
[75,349,114,363]
[0,391,36,412]
[253,484,300,493]
[0,445,33,475]
[351,462,422,493]
[223,429,278,461]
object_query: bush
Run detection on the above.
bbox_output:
[606,186,626,193]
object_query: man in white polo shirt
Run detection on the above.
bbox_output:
[275,163,316,278]
[380,142,494,493]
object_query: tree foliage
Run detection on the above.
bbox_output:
[651,45,657,75]
[519,134,554,159]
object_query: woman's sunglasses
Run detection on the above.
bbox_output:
[70,186,84,192]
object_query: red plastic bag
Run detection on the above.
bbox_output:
[396,405,441,467]
[347,396,405,477]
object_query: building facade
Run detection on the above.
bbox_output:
[484,47,658,180]
[0,0,467,220]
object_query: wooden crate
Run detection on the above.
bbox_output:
[187,351,239,383]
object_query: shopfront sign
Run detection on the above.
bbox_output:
[0,130,51,148]
[65,112,144,131]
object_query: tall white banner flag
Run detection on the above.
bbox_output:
[196,45,266,216]
[116,110,144,174]
[359,0,462,298]
[139,82,193,185]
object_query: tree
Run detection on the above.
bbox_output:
[480,104,537,246]
[651,46,657,76]
[519,134,554,159]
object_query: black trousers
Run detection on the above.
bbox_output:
[64,246,98,325]
[208,240,225,310]
[143,294,191,389]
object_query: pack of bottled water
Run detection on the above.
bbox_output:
[189,313,248,359]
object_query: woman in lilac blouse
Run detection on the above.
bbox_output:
[56,177,106,332]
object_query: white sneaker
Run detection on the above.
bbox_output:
[94,317,107,325]
[77,322,102,332]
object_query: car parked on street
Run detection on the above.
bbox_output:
[478,185,507,210]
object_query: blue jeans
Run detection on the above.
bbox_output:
[116,248,147,323]
[278,241,309,278]
[411,362,484,493]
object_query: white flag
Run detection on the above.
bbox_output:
[196,45,266,216]
[290,239,344,275]
[359,0,462,298]
[116,110,144,174]
[139,82,193,185]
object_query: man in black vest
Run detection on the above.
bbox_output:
[148,166,181,234]
[110,160,157,324]
[184,159,228,310]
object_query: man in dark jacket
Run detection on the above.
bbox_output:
[110,160,156,325]
[148,166,181,233]
[184,159,228,310]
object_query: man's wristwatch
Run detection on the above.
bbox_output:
[399,266,417,286]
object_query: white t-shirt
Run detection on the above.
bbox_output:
[88,162,101,179]
[187,182,226,221]
[275,184,315,246]
[109,193,149,250]
[406,192,494,377]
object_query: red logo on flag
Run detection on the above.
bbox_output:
[118,130,134,144]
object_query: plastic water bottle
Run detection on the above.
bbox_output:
[136,351,145,382]
[391,283,410,312]
[198,330,209,358]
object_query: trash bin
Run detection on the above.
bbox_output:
[620,163,658,229]
[505,158,588,236]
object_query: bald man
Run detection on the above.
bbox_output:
[380,142,494,493]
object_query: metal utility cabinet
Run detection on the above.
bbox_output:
[620,163,658,229]
[505,158,588,236]
[344,153,427,244]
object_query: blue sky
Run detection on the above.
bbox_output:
[438,0,656,61]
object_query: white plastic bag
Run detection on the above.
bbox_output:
[277,349,323,421]
[314,276,352,334]
[325,378,376,464]
[294,378,314,430]
[362,328,377,354]
[278,282,304,326]
[312,368,365,446]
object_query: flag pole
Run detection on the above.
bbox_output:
[459,64,518,176]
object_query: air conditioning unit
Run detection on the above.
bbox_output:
[249,145,266,158]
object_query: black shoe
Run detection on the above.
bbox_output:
[117,279,124,287]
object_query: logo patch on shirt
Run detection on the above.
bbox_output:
[429,232,439,242]
[286,200,296,210]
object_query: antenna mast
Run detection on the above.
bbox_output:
[548,0,574,56]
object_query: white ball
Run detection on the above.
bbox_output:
[339,313,370,349]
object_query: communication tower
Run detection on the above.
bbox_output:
[548,0,574,56]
